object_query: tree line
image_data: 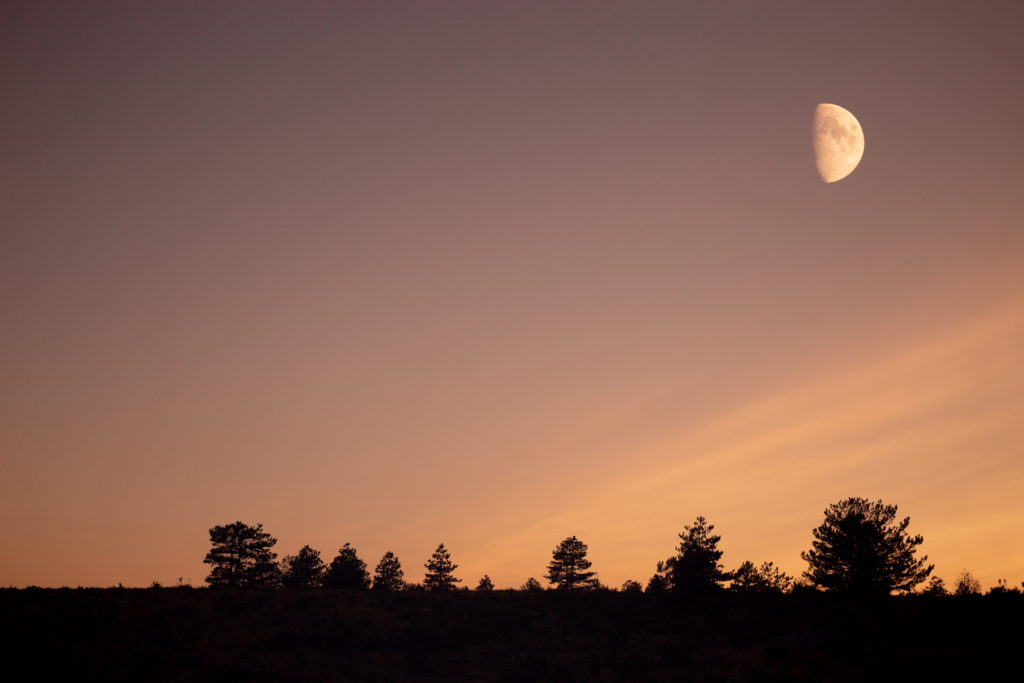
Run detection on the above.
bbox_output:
[201,496,1016,597]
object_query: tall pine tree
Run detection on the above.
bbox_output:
[423,543,461,591]
[545,536,598,590]
[668,516,730,593]
[371,551,405,591]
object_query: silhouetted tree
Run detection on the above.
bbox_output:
[372,551,405,591]
[730,561,759,592]
[324,543,370,590]
[646,560,670,593]
[757,561,792,593]
[921,576,947,596]
[203,521,281,589]
[521,577,543,591]
[668,516,731,593]
[476,575,494,591]
[801,497,933,596]
[546,536,599,590]
[621,580,643,592]
[731,560,792,593]
[423,543,461,591]
[281,545,326,589]
[953,570,981,596]
[760,561,791,592]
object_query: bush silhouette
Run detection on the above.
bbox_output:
[521,577,542,591]
[985,578,1020,595]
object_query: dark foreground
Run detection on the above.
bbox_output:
[3,588,1020,681]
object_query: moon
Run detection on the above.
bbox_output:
[813,103,864,183]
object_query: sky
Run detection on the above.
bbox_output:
[2,1,1023,590]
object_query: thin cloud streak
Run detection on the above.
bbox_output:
[464,299,1024,588]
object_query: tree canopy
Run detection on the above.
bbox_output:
[423,543,461,591]
[667,516,731,593]
[203,521,281,589]
[195,499,944,598]
[546,536,599,590]
[324,543,370,590]
[281,545,326,589]
[921,576,948,596]
[645,560,670,593]
[521,577,543,591]
[801,497,933,596]
[953,570,981,596]
[731,561,792,593]
[372,551,405,591]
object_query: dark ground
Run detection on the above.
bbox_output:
[2,587,1020,681]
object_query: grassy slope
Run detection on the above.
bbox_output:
[2,588,1020,681]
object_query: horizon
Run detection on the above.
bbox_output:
[2,1,1023,591]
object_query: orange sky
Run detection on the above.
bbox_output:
[2,1,1023,589]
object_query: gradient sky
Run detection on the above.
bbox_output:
[3,1,1023,590]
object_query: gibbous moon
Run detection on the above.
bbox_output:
[813,103,864,183]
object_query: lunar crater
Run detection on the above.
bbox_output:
[813,103,865,183]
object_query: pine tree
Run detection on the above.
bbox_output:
[801,497,933,595]
[646,560,670,593]
[668,516,731,593]
[423,543,461,591]
[953,570,981,596]
[324,543,370,589]
[730,560,792,593]
[921,576,948,596]
[371,551,405,591]
[203,521,281,589]
[545,536,598,590]
[281,545,326,588]
[521,577,543,591]
[476,575,494,591]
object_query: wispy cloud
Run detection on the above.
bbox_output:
[466,298,1024,588]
